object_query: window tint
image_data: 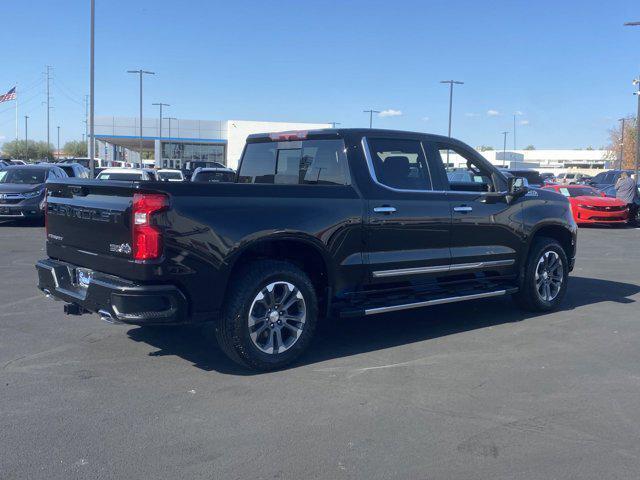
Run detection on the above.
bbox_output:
[238,140,350,185]
[367,138,432,191]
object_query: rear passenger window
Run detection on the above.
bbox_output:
[238,140,350,185]
[366,138,432,191]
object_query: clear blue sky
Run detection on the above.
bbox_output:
[1,0,638,149]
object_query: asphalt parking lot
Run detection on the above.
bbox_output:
[1,222,640,480]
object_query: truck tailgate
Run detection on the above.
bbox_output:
[45,180,142,277]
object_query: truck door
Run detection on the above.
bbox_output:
[362,136,452,287]
[431,140,524,279]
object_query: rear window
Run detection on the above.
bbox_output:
[192,171,236,183]
[97,172,143,181]
[238,140,350,185]
[158,171,182,180]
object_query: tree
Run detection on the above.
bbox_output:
[605,117,637,170]
[63,140,87,157]
[476,145,494,151]
[1,139,53,161]
[524,145,536,150]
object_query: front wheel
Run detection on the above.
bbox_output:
[514,237,569,312]
[215,260,318,371]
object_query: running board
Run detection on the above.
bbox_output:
[364,289,508,316]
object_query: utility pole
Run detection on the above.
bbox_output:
[127,69,155,166]
[502,131,509,168]
[152,102,170,139]
[89,0,95,177]
[363,109,380,128]
[45,65,53,148]
[440,80,464,164]
[24,116,29,161]
[618,117,626,170]
[513,114,517,150]
[57,126,60,159]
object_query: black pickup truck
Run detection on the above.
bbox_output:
[36,129,577,370]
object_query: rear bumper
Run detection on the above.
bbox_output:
[36,258,189,325]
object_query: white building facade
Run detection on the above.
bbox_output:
[92,117,331,170]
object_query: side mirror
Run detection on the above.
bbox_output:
[508,176,529,196]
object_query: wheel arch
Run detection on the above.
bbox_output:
[224,234,334,317]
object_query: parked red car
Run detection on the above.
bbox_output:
[543,185,628,225]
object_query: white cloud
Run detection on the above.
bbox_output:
[465,112,480,117]
[519,119,530,126]
[486,109,500,116]
[422,116,430,122]
[378,109,402,118]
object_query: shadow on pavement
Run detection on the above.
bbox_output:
[127,275,640,375]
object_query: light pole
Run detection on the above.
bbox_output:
[624,21,640,178]
[502,131,509,168]
[164,117,177,167]
[618,117,626,170]
[24,116,29,161]
[165,117,177,139]
[440,80,464,163]
[363,110,380,128]
[330,122,341,128]
[152,102,170,139]
[127,69,155,166]
[89,0,95,177]
[57,126,60,159]
[634,79,640,179]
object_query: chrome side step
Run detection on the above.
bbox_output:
[364,289,507,316]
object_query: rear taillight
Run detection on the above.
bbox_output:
[132,193,168,261]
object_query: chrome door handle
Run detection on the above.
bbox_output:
[453,206,473,212]
[373,206,397,214]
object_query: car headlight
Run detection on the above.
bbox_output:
[22,189,44,199]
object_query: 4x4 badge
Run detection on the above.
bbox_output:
[109,243,132,254]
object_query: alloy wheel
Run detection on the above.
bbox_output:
[534,250,564,302]
[248,281,306,354]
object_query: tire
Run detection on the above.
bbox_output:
[214,260,318,371]
[514,236,569,312]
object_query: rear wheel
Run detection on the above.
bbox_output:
[215,260,318,371]
[514,237,568,312]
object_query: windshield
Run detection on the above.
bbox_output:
[558,187,598,197]
[97,172,143,181]
[158,171,182,180]
[0,169,47,185]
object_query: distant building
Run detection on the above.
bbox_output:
[92,117,331,170]
[474,149,610,173]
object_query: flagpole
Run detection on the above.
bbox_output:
[15,84,18,141]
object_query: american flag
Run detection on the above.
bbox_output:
[0,86,16,103]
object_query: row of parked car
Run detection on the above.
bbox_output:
[492,168,639,226]
[0,159,237,221]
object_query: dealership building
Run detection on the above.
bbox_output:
[92,117,331,170]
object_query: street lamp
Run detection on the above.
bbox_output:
[152,102,170,139]
[164,117,177,167]
[57,125,60,159]
[24,115,29,161]
[440,80,464,163]
[625,21,640,178]
[502,131,509,168]
[618,117,626,170]
[127,69,155,166]
[89,0,95,177]
[363,110,380,128]
[330,122,341,128]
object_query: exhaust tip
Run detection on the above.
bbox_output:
[98,309,122,324]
